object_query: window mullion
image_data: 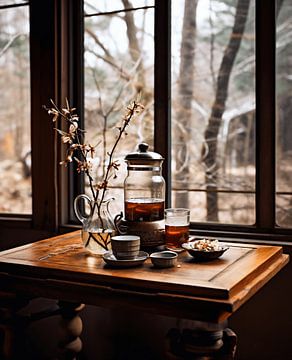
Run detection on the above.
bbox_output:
[255,0,276,229]
[30,0,61,232]
[154,0,171,208]
[58,0,84,225]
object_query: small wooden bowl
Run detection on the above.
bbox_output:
[150,251,178,268]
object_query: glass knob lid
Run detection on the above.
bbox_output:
[125,143,164,167]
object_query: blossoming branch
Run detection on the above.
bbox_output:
[44,98,144,204]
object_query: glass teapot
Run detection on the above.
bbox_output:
[124,143,165,223]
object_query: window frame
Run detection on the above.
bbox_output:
[0,0,82,246]
[1,0,291,248]
[155,0,292,241]
[0,0,58,246]
[190,0,292,240]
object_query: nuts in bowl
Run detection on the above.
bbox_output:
[182,238,228,261]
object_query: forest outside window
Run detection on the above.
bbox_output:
[171,0,256,225]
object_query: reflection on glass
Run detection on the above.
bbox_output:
[171,0,255,224]
[277,195,292,227]
[276,0,292,227]
[0,4,31,214]
[172,190,255,225]
[84,1,154,214]
[0,1,28,5]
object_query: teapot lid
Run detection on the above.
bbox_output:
[125,143,164,161]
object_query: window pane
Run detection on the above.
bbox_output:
[0,4,31,214]
[276,0,292,227]
[84,1,154,215]
[276,195,292,227]
[171,0,255,224]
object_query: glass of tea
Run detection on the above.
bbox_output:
[165,208,190,252]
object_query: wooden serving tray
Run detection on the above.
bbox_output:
[0,231,287,308]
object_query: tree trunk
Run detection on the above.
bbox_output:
[174,0,198,208]
[121,0,152,144]
[203,0,251,222]
[122,0,146,94]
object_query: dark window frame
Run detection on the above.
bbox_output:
[0,0,59,247]
[1,0,291,248]
[0,0,82,246]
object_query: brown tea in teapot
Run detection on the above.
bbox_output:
[125,198,164,222]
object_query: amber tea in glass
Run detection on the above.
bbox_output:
[165,208,190,252]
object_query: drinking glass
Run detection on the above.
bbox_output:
[165,208,190,252]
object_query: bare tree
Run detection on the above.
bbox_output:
[122,0,145,89]
[202,0,251,221]
[174,0,198,208]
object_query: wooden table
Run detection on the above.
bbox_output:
[0,231,288,359]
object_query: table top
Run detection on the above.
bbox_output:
[0,231,288,323]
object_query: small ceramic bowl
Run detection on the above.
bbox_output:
[182,241,228,261]
[150,251,178,268]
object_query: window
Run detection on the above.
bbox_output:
[1,0,291,246]
[0,1,30,214]
[79,1,291,239]
[0,0,78,245]
[276,0,292,228]
[171,0,256,225]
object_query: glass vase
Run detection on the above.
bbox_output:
[74,194,117,256]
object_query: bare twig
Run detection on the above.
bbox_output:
[0,33,26,58]
[85,5,154,18]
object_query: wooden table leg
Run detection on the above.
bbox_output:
[57,301,85,360]
[0,292,30,360]
[166,320,237,359]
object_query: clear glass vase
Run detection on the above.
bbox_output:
[74,194,117,256]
